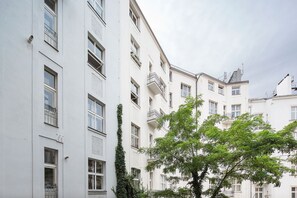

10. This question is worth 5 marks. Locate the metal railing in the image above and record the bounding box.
[44,23,58,48]
[45,185,57,198]
[44,105,57,126]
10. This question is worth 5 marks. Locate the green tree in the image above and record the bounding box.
[141,97,297,198]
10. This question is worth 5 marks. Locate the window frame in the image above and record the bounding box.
[88,158,105,191]
[44,148,58,197]
[218,85,224,95]
[88,0,104,20]
[181,83,191,97]
[131,123,140,149]
[232,86,241,95]
[129,6,139,28]
[169,92,173,108]
[209,100,218,115]
[161,174,167,190]
[208,81,214,91]
[131,80,140,105]
[131,168,141,188]
[254,187,263,198]
[44,68,58,127]
[88,35,105,76]
[44,0,58,49]
[292,186,297,198]
[88,96,105,133]
[160,58,166,73]
[231,104,241,118]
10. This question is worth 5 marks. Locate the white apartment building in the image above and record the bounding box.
[1,0,296,198]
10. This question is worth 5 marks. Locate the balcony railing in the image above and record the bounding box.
[44,105,57,126]
[147,73,164,95]
[45,185,57,198]
[147,109,161,128]
[44,23,58,49]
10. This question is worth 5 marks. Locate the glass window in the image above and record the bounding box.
[208,81,214,91]
[181,84,191,97]
[44,69,57,126]
[131,168,141,188]
[209,101,218,115]
[232,86,241,95]
[231,104,241,118]
[218,85,224,95]
[88,0,104,18]
[292,187,297,198]
[44,148,58,197]
[131,80,139,105]
[129,7,139,27]
[88,97,104,132]
[44,0,57,48]
[88,159,105,190]
[130,37,139,57]
[88,36,104,75]
[131,123,140,148]
[161,175,167,190]
[255,187,263,198]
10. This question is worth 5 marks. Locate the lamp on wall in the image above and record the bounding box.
[27,35,34,43]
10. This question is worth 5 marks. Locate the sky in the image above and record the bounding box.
[137,0,297,98]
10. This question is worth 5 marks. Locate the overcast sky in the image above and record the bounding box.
[137,0,297,98]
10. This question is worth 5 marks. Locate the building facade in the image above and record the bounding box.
[1,0,297,198]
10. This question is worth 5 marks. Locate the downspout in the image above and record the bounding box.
[195,73,202,128]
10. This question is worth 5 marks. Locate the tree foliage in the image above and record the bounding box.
[140,97,297,198]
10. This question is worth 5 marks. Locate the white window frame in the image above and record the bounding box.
[160,58,166,73]
[131,80,140,105]
[44,0,58,48]
[88,0,104,19]
[131,168,141,188]
[44,68,58,126]
[44,148,58,197]
[130,36,140,57]
[169,92,173,108]
[88,96,104,133]
[160,78,166,98]
[181,83,191,97]
[131,123,140,148]
[209,101,218,115]
[129,6,139,28]
[218,85,224,95]
[88,159,105,191]
[208,81,214,91]
[161,174,167,190]
[232,179,241,192]
[232,86,241,95]
[169,71,172,82]
[255,187,263,198]
[292,106,297,120]
[149,172,153,190]
[292,186,297,198]
[231,104,241,118]
[88,35,105,75]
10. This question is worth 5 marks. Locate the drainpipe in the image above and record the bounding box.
[195,73,202,128]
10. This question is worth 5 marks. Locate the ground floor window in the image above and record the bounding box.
[88,159,105,190]
[255,187,263,198]
[44,148,58,198]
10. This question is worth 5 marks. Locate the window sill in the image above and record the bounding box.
[87,3,106,26]
[88,64,106,80]
[130,21,141,32]
[131,101,141,109]
[88,127,107,137]
[131,146,140,151]
[88,190,107,195]
[44,40,59,52]
[44,122,59,128]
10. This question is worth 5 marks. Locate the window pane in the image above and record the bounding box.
[88,38,94,52]
[88,98,93,111]
[88,160,95,173]
[96,161,103,173]
[96,176,103,189]
[44,70,55,88]
[96,103,103,116]
[88,175,95,190]
[44,168,55,186]
[44,10,55,31]
[44,149,56,164]
[45,0,56,12]
[96,117,103,132]
[44,89,55,109]
[95,46,102,59]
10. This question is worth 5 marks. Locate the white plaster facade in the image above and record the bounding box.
[1,0,297,198]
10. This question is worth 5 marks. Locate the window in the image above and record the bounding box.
[223,105,226,116]
[169,71,172,82]
[160,58,166,73]
[232,179,241,192]
[231,105,241,118]
[181,84,191,97]
[130,37,141,66]
[292,187,297,198]
[208,81,214,91]
[292,106,297,120]
[169,92,173,108]
[218,85,224,95]
[88,97,104,132]
[160,78,166,98]
[255,187,263,198]
[131,80,139,105]
[44,0,57,48]
[232,86,241,95]
[88,0,104,18]
[161,175,167,190]
[88,36,104,75]
[44,148,58,197]
[88,159,105,190]
[131,123,140,148]
[149,172,153,190]
[131,168,141,188]
[44,69,57,126]
[291,164,297,176]
[149,62,152,73]
[129,6,139,28]
[209,101,218,115]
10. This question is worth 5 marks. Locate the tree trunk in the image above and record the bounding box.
[192,172,202,198]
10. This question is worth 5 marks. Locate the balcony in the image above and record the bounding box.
[147,73,163,95]
[147,109,161,128]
